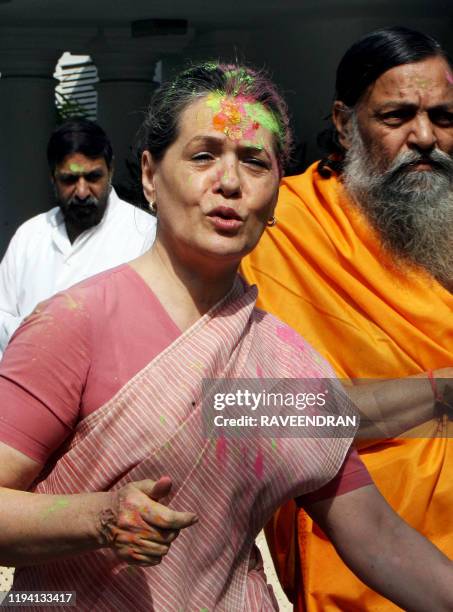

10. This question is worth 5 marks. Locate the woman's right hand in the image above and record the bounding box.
[100,476,198,566]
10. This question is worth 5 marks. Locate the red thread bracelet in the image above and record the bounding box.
[428,369,443,402]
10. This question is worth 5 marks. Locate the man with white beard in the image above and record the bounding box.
[242,26,453,611]
[339,71,453,292]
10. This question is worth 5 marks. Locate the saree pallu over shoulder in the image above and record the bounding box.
[14,278,356,611]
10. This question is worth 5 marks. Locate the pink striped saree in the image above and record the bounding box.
[14,279,356,611]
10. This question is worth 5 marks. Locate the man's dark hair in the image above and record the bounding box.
[47,119,113,175]
[318,26,451,177]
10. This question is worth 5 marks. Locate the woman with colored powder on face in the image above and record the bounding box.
[0,63,453,611]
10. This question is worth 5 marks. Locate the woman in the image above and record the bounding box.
[0,63,452,611]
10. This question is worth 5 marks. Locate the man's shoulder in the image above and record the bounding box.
[108,191,156,237]
[111,193,154,221]
[11,207,60,243]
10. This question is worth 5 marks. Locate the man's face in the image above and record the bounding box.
[354,56,453,171]
[339,56,453,289]
[53,152,111,231]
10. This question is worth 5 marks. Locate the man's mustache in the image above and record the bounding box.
[385,149,453,179]
[67,196,99,208]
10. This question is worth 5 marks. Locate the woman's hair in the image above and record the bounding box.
[138,62,292,173]
[47,119,113,175]
[318,26,450,177]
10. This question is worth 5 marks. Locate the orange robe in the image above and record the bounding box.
[241,162,453,611]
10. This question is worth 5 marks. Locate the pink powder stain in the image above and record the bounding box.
[446,71,453,85]
[242,121,260,141]
[216,436,227,466]
[256,364,265,378]
[276,324,306,351]
[211,95,261,142]
[254,447,264,479]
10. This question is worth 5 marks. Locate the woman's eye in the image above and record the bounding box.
[191,152,215,162]
[244,158,268,168]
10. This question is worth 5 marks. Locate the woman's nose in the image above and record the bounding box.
[216,165,241,197]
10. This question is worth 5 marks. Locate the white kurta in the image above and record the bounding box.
[0,188,156,356]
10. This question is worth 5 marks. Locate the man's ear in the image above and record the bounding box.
[141,150,157,203]
[332,101,354,150]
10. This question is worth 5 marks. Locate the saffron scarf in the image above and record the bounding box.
[241,163,453,611]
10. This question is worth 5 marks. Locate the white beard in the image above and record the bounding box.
[342,117,453,289]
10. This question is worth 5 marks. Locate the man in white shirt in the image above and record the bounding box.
[0,119,157,357]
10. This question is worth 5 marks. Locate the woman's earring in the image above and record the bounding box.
[267,216,277,227]
[149,200,157,214]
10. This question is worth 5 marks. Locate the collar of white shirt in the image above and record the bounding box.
[50,187,119,257]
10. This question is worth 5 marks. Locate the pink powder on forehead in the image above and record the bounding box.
[208,94,261,142]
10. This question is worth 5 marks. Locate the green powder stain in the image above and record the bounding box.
[205,91,223,114]
[200,608,209,612]
[201,62,219,72]
[159,415,166,424]
[241,139,265,150]
[225,68,254,86]
[271,438,277,451]
[243,101,281,137]
[68,163,85,173]
[42,498,69,518]
[205,92,282,139]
